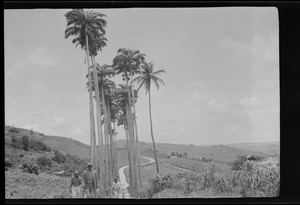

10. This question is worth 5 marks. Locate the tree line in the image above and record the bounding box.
[64,9,166,197]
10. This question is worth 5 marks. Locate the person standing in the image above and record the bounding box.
[70,170,82,198]
[82,162,98,198]
[111,178,121,198]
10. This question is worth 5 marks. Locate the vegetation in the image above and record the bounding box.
[63,8,167,197]
[29,139,52,152]
[164,157,231,173]
[37,156,53,167]
[144,158,279,198]
[132,61,166,174]
[8,126,19,133]
[231,154,263,171]
[22,136,29,151]
[52,149,67,164]
[5,170,71,199]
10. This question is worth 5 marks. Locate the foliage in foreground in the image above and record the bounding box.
[144,159,280,198]
[5,170,71,199]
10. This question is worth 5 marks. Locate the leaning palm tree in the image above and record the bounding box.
[64,9,107,168]
[132,61,166,174]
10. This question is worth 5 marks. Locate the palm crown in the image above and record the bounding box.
[112,48,145,79]
[132,61,166,94]
[64,9,107,55]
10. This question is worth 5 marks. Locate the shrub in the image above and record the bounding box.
[231,155,247,170]
[11,136,22,149]
[21,136,29,151]
[37,156,52,167]
[8,127,19,133]
[29,139,51,152]
[52,150,66,164]
[5,158,13,169]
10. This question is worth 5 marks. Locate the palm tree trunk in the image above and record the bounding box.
[101,83,111,190]
[107,100,115,179]
[124,113,133,193]
[130,71,142,191]
[148,89,159,174]
[91,55,105,197]
[114,123,118,177]
[125,74,138,196]
[85,33,96,167]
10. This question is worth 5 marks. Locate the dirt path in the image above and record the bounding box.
[118,156,155,199]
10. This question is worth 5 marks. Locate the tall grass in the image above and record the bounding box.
[144,160,279,198]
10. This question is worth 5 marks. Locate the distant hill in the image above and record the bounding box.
[5,125,90,159]
[5,125,277,163]
[114,139,269,163]
[226,141,280,155]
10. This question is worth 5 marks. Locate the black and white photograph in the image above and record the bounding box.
[5,6,280,200]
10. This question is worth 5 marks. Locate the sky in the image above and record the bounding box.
[4,7,279,146]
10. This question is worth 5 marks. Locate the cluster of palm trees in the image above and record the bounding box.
[64,9,165,198]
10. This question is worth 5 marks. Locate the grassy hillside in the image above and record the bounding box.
[5,125,90,159]
[5,125,277,165]
[5,170,71,199]
[227,141,280,155]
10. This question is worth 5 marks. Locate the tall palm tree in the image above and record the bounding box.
[89,63,115,195]
[132,61,166,174]
[64,9,107,168]
[112,84,138,194]
[112,48,145,195]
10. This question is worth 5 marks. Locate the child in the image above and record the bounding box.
[112,178,121,198]
[119,184,127,198]
[70,170,82,198]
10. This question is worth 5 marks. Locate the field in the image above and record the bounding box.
[145,158,280,198]
[124,161,181,190]
[163,157,231,173]
[5,170,72,199]
[5,126,280,199]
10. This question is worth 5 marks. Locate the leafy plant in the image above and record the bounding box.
[52,150,67,164]
[29,139,52,152]
[37,156,52,167]
[8,127,19,133]
[21,136,29,151]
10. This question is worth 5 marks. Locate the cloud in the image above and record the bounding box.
[28,47,58,67]
[23,123,41,131]
[30,80,46,91]
[239,97,259,107]
[68,126,86,138]
[14,47,58,69]
[217,38,248,53]
[52,114,64,125]
[207,99,228,112]
[251,35,278,62]
[216,34,278,63]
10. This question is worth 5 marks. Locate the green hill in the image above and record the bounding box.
[5,125,277,164]
[5,125,90,159]
[226,141,280,155]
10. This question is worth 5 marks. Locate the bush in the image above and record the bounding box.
[8,127,19,133]
[29,139,51,152]
[145,159,280,198]
[37,156,52,167]
[21,136,29,151]
[52,150,66,164]
[5,158,13,169]
[21,162,39,175]
[11,136,22,149]
[231,155,247,170]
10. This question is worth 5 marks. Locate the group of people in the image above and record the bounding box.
[69,162,127,198]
